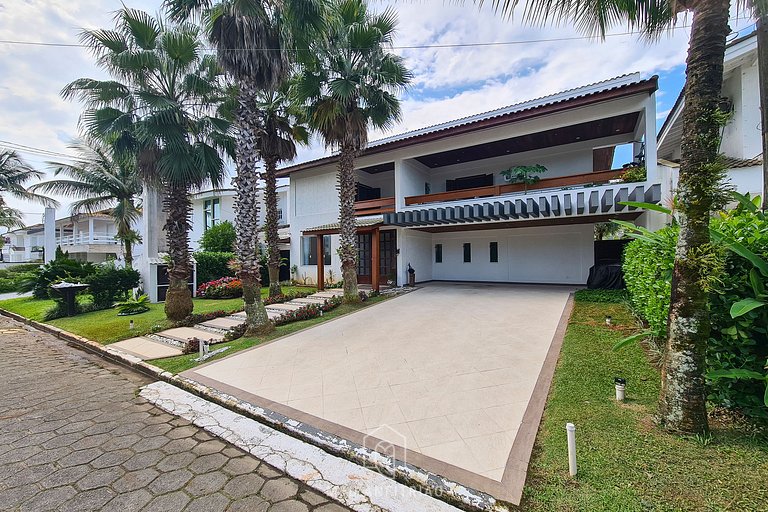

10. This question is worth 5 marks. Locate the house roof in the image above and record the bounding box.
[303,217,383,234]
[278,73,658,177]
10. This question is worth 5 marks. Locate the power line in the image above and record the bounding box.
[0,140,76,160]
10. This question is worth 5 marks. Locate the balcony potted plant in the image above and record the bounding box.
[501,164,548,192]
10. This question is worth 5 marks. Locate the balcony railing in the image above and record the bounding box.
[404,168,626,206]
[354,196,395,216]
[56,234,119,246]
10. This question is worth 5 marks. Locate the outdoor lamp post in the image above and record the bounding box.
[614,377,626,401]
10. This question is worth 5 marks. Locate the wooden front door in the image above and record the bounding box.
[379,230,397,285]
[356,233,372,284]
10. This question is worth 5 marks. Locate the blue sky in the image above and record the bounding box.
[0,0,756,225]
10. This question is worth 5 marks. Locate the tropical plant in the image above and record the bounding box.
[193,250,235,285]
[294,0,412,303]
[63,8,233,321]
[255,88,308,298]
[500,164,547,191]
[31,139,142,267]
[620,165,647,183]
[0,149,57,228]
[492,0,751,434]
[17,249,95,299]
[116,293,151,315]
[166,0,326,334]
[85,262,140,310]
[199,220,236,252]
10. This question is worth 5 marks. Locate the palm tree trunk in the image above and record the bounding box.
[123,238,133,269]
[163,182,194,321]
[658,0,730,434]
[338,143,360,303]
[234,79,273,335]
[263,154,282,298]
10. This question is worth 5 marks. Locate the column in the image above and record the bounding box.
[43,207,56,263]
[316,235,325,291]
[88,217,95,244]
[372,228,380,292]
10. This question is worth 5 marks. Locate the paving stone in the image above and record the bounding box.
[90,448,133,469]
[148,468,193,494]
[59,448,103,467]
[261,478,300,502]
[223,456,260,476]
[167,425,198,439]
[75,466,125,490]
[40,465,91,489]
[19,485,78,511]
[0,483,38,508]
[300,489,329,506]
[60,487,116,511]
[192,439,226,455]
[111,468,159,493]
[121,449,164,471]
[315,504,352,512]
[257,463,283,479]
[270,500,310,512]
[224,473,267,499]
[186,471,228,496]
[100,489,153,511]
[227,495,270,512]
[162,437,198,454]
[142,491,190,512]
[185,492,231,512]
[189,452,228,474]
[156,451,197,472]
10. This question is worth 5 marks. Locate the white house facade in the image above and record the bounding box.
[279,73,666,290]
[658,31,764,198]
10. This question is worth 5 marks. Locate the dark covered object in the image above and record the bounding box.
[587,263,624,289]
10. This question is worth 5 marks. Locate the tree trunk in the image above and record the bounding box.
[263,154,282,298]
[124,238,133,269]
[163,182,193,321]
[233,79,273,335]
[337,144,360,303]
[658,0,730,434]
[758,15,768,210]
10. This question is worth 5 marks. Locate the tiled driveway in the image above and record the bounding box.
[185,282,573,503]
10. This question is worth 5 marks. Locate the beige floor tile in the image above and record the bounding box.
[389,380,431,401]
[287,382,322,401]
[486,404,526,431]
[407,416,461,448]
[420,440,484,473]
[398,397,449,422]
[361,402,406,430]
[287,397,323,417]
[480,468,506,482]
[323,390,361,414]
[366,422,419,452]
[325,407,365,431]
[252,386,290,403]
[463,432,515,473]
[357,386,397,408]
[447,410,504,439]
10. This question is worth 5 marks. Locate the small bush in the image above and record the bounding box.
[574,289,628,303]
[196,276,242,299]
[18,251,95,299]
[116,294,150,316]
[199,221,236,252]
[194,251,235,285]
[86,263,140,310]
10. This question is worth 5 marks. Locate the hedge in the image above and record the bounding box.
[194,251,235,286]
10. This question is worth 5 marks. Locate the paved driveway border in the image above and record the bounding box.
[0,291,575,511]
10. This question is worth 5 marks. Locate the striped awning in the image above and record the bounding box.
[303,216,383,234]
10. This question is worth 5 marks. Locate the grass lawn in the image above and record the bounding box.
[522,294,768,511]
[0,286,315,345]
[151,294,389,374]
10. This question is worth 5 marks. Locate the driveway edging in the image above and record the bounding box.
[0,307,508,512]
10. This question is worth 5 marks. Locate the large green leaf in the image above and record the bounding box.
[618,201,672,215]
[612,331,651,351]
[730,298,766,318]
[711,228,768,277]
[706,368,766,381]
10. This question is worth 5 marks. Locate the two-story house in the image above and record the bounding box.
[279,73,665,290]
[658,30,764,198]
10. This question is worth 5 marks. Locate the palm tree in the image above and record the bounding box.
[294,0,412,303]
[0,150,57,228]
[256,88,308,297]
[166,0,327,334]
[492,0,756,433]
[64,8,233,321]
[30,139,142,268]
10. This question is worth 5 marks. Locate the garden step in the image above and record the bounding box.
[156,326,225,343]
[110,337,184,360]
[290,297,327,305]
[199,317,244,330]
[265,303,304,312]
[228,311,285,321]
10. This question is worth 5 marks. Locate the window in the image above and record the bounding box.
[203,198,221,230]
[463,243,471,263]
[435,244,442,263]
[301,235,331,265]
[490,242,498,263]
[277,208,283,223]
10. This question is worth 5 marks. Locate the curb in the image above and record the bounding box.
[0,307,509,512]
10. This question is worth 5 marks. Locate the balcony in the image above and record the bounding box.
[404,169,626,206]
[354,197,395,216]
[56,234,119,246]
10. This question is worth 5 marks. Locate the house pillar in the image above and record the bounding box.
[316,234,325,291]
[372,227,380,292]
[88,218,95,244]
[43,207,56,263]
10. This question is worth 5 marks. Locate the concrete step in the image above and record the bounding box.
[199,316,244,330]
[155,326,225,343]
[110,337,184,360]
[266,303,304,312]
[290,297,327,305]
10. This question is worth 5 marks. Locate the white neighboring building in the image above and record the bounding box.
[658,31,764,197]
[1,210,130,264]
[278,73,665,290]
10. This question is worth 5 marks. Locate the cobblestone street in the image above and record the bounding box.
[0,316,350,512]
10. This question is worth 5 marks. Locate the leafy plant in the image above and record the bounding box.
[86,262,140,310]
[199,221,236,253]
[17,250,95,299]
[116,294,150,316]
[500,164,547,191]
[194,251,235,286]
[196,276,243,299]
[620,165,647,183]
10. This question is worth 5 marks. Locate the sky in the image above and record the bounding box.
[0,0,758,228]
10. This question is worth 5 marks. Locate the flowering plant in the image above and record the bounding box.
[196,276,243,299]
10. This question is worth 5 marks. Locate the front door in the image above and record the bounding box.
[379,230,397,285]
[356,233,372,284]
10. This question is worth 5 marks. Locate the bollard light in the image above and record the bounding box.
[614,377,626,401]
[129,320,134,330]
[566,423,577,476]
[605,315,612,326]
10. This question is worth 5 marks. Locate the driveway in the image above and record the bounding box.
[185,282,574,504]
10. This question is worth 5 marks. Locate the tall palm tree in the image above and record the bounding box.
[30,139,142,268]
[0,150,57,228]
[256,88,308,297]
[64,8,233,321]
[166,0,327,334]
[492,0,753,433]
[294,0,412,303]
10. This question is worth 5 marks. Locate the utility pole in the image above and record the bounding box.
[758,16,768,209]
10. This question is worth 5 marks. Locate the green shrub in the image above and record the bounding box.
[574,289,628,303]
[0,264,40,293]
[85,263,140,310]
[116,294,150,315]
[622,209,768,419]
[194,251,235,285]
[199,221,236,252]
[17,250,95,299]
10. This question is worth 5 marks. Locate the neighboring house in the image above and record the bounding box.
[278,73,665,290]
[1,210,127,264]
[658,31,763,198]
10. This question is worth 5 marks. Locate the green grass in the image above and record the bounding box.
[522,299,768,511]
[0,286,315,345]
[151,294,389,374]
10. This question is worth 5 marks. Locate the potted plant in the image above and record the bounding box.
[500,164,548,192]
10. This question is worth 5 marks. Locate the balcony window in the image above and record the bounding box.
[490,242,499,263]
[435,244,442,263]
[301,235,331,265]
[203,198,221,230]
[463,243,471,263]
